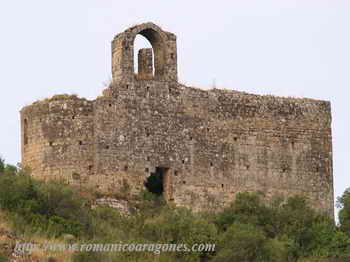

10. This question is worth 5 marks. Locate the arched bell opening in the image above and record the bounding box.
[132,28,166,80]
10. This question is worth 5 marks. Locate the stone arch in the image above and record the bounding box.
[112,22,178,82]
[132,28,166,78]
[134,35,153,76]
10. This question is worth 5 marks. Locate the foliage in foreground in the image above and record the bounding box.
[0,158,349,261]
[338,188,350,236]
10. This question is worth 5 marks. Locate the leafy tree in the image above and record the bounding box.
[4,164,17,175]
[214,223,264,262]
[0,157,349,262]
[338,188,350,236]
[0,171,92,237]
[0,157,4,173]
[142,207,217,261]
[215,192,274,233]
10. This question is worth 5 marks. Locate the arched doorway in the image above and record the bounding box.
[144,167,173,201]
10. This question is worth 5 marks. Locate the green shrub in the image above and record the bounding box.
[0,157,4,173]
[0,171,92,237]
[1,156,350,262]
[213,223,268,262]
[338,188,350,236]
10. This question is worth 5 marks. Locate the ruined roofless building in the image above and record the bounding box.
[20,22,334,216]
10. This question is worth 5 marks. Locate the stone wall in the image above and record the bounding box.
[99,82,333,216]
[20,22,334,217]
[21,95,94,186]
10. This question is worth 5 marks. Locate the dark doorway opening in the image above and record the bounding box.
[144,167,169,196]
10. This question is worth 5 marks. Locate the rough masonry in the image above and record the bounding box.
[20,22,334,216]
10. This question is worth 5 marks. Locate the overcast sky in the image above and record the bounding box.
[0,1,349,210]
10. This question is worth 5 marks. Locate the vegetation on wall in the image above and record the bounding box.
[0,157,349,262]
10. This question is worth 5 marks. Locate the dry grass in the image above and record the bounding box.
[0,211,11,232]
[0,211,75,261]
[23,234,75,262]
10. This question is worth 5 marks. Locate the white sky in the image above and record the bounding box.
[0,1,349,211]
